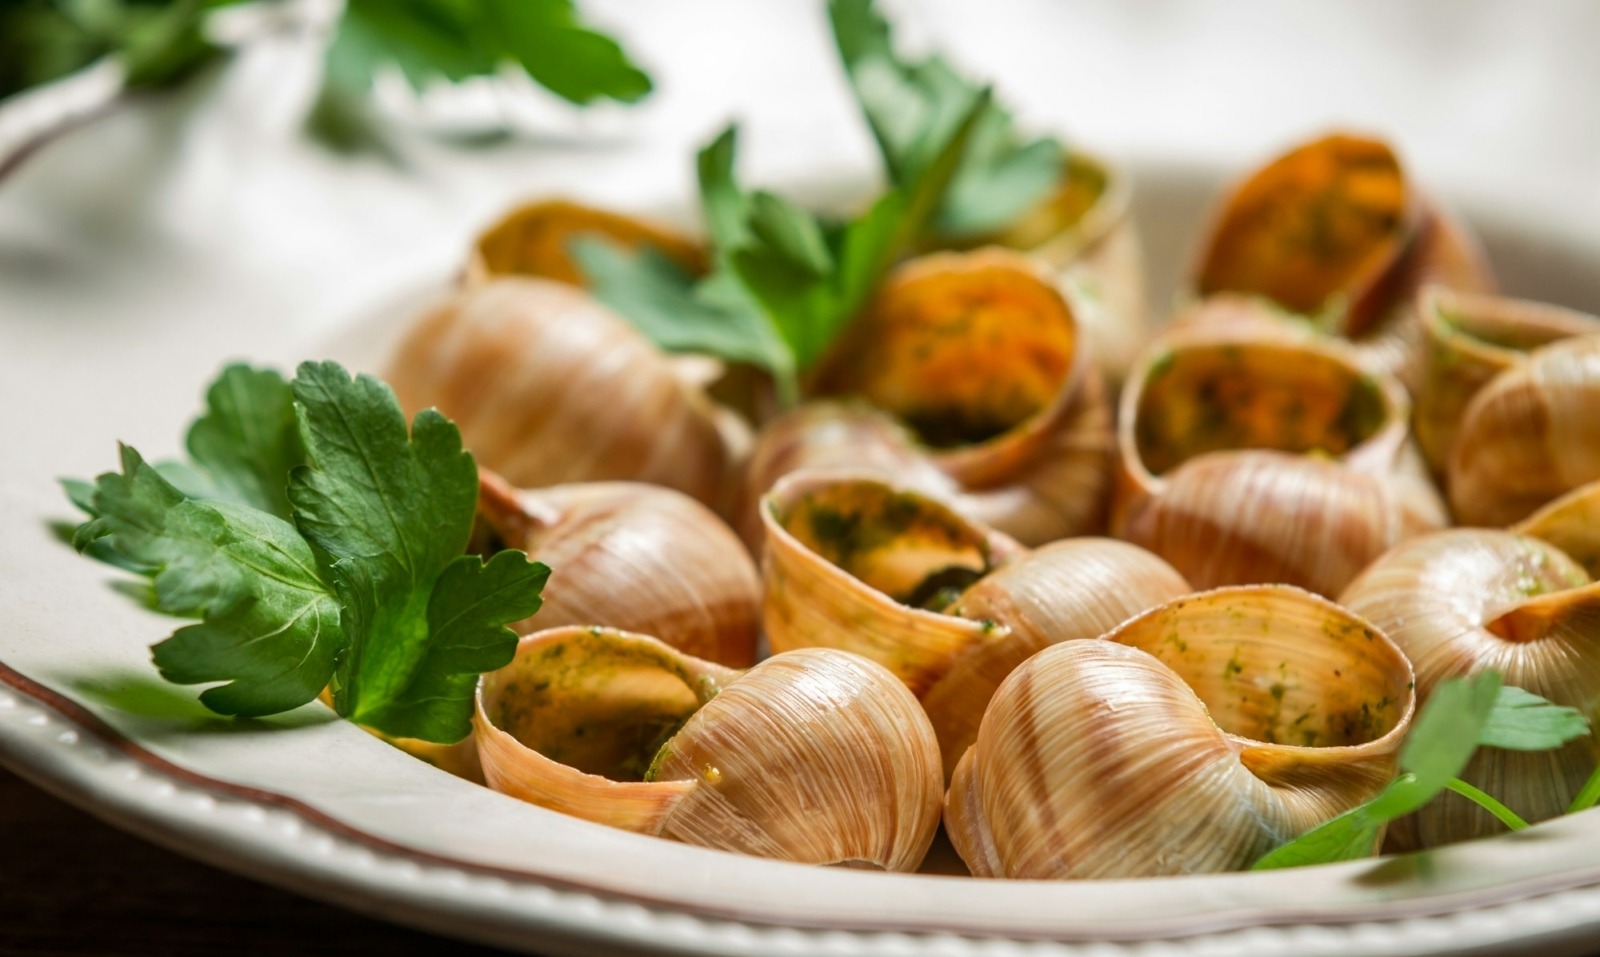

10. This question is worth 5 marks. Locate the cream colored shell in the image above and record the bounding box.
[945,585,1415,879]
[761,472,1192,775]
[475,627,942,870]
[1113,321,1445,597]
[388,278,740,510]
[1449,335,1600,527]
[1413,287,1600,477]
[476,472,759,666]
[1340,529,1600,850]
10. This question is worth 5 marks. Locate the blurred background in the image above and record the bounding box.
[3,0,1598,345]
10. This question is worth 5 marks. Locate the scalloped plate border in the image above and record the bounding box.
[8,660,1600,957]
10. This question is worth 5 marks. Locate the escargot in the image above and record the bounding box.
[1341,529,1600,849]
[945,585,1415,878]
[475,471,759,667]
[974,148,1151,385]
[742,248,1114,548]
[1113,319,1445,597]
[474,626,943,870]
[1413,287,1600,477]
[761,472,1190,774]
[466,198,707,287]
[387,278,743,511]
[1448,335,1600,527]
[1191,132,1494,385]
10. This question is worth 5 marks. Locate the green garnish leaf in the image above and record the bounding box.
[1253,673,1591,870]
[580,2,1027,400]
[828,0,1064,240]
[578,105,984,407]
[289,361,544,742]
[1479,685,1591,751]
[325,0,651,106]
[0,0,234,101]
[1396,669,1504,787]
[567,237,793,381]
[65,361,548,742]
[78,445,344,717]
[182,363,304,519]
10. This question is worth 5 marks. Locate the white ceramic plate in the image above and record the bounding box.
[7,148,1600,957]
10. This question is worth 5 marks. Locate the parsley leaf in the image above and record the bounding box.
[575,104,984,408]
[76,445,344,717]
[67,361,548,742]
[572,3,1015,401]
[68,363,303,572]
[567,237,792,380]
[1479,685,1592,750]
[326,0,651,106]
[181,363,305,519]
[1253,673,1590,870]
[289,361,546,741]
[0,0,234,100]
[828,0,1064,241]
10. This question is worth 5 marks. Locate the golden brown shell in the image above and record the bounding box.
[475,472,760,666]
[743,248,1113,547]
[1341,529,1600,849]
[1449,335,1600,527]
[467,198,707,287]
[945,585,1415,878]
[387,278,740,509]
[1113,321,1445,596]
[1191,132,1493,385]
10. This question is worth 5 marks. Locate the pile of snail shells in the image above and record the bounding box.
[379,131,1600,878]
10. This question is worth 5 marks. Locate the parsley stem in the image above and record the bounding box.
[774,371,800,411]
[1567,763,1600,814]
[1444,778,1528,831]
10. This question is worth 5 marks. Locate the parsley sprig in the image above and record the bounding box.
[574,93,988,407]
[324,0,651,106]
[68,361,548,743]
[829,0,1065,241]
[1253,672,1591,869]
[2,0,652,166]
[574,102,988,406]
[574,0,1059,406]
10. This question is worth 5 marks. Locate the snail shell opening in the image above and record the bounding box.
[466,198,708,287]
[761,472,1022,697]
[1114,326,1444,596]
[810,248,1089,454]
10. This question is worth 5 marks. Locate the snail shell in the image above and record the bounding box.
[1515,480,1600,579]
[761,472,1189,774]
[1191,132,1493,385]
[474,627,942,870]
[467,198,707,287]
[945,585,1415,879]
[1113,320,1446,597]
[1448,335,1600,527]
[761,472,1025,697]
[920,537,1191,777]
[743,248,1114,547]
[387,278,741,510]
[1340,529,1600,849]
[1414,287,1600,477]
[982,149,1150,385]
[476,471,759,666]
